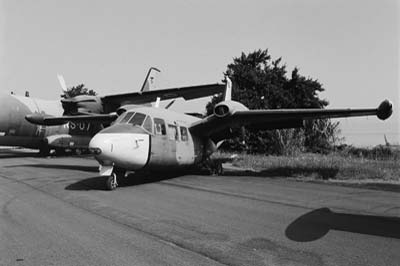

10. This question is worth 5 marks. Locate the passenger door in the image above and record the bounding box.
[175,126,195,165]
[149,118,177,167]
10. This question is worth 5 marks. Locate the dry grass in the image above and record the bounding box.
[217,151,400,181]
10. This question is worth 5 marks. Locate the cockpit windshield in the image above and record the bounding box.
[116,111,153,133]
[128,112,146,126]
[119,112,135,123]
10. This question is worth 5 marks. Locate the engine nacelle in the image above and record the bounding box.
[116,104,144,116]
[214,100,249,117]
[61,95,103,115]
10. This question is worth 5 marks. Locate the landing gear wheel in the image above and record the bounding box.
[39,146,51,156]
[114,167,126,186]
[209,161,223,176]
[55,148,66,156]
[106,173,118,190]
[215,162,223,176]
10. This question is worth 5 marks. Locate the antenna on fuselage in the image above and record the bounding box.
[223,77,232,101]
[154,97,161,108]
[165,99,176,109]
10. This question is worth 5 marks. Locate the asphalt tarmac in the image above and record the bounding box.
[1,149,400,266]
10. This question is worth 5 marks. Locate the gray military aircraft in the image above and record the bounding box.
[0,91,96,154]
[29,78,393,190]
[2,68,225,154]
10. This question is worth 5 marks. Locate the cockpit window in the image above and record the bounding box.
[154,118,166,135]
[119,112,135,123]
[142,116,153,133]
[128,112,146,126]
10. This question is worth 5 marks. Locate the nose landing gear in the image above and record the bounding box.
[105,167,126,190]
[106,173,118,190]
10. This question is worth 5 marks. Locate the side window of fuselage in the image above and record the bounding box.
[120,112,135,123]
[167,124,179,141]
[154,118,166,135]
[180,126,189,142]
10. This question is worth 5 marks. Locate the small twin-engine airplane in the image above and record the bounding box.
[28,78,393,190]
[2,68,225,154]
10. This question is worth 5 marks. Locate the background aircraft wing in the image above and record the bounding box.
[26,113,118,126]
[189,100,393,141]
[101,83,225,113]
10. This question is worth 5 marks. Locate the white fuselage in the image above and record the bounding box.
[89,106,207,172]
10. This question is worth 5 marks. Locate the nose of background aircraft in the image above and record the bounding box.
[89,125,150,170]
[0,93,11,132]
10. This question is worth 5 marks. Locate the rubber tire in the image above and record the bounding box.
[210,162,223,176]
[216,162,223,175]
[55,148,66,156]
[39,146,51,156]
[106,174,118,190]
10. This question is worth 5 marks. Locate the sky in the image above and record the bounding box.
[1,0,398,146]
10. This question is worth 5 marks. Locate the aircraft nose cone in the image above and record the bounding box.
[89,129,150,171]
[89,133,111,158]
[0,93,11,132]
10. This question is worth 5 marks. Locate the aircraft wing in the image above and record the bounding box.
[189,100,393,141]
[101,83,225,112]
[25,113,118,126]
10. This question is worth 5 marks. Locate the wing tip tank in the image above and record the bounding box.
[377,99,393,120]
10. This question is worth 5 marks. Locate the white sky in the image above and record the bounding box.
[1,0,399,146]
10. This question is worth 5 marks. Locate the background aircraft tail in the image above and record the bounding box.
[140,67,161,92]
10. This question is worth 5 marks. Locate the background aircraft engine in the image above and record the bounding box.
[214,100,249,118]
[61,95,103,115]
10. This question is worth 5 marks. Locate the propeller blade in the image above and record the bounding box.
[57,74,68,95]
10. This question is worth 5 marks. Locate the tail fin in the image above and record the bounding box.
[140,67,161,92]
[223,77,232,101]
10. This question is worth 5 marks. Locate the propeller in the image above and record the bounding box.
[57,74,68,97]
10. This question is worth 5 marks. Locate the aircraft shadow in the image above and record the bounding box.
[224,166,340,180]
[285,208,400,242]
[0,150,39,159]
[6,164,99,172]
[65,171,184,191]
[336,183,400,193]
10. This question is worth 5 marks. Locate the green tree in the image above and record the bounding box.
[207,49,340,154]
[61,84,97,98]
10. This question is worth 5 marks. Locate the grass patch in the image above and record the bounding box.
[216,151,400,181]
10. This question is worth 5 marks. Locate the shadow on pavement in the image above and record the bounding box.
[6,164,99,172]
[285,208,400,242]
[224,166,339,180]
[65,171,184,191]
[0,150,39,159]
[335,182,400,193]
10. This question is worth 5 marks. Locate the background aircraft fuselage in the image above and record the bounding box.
[0,92,94,151]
